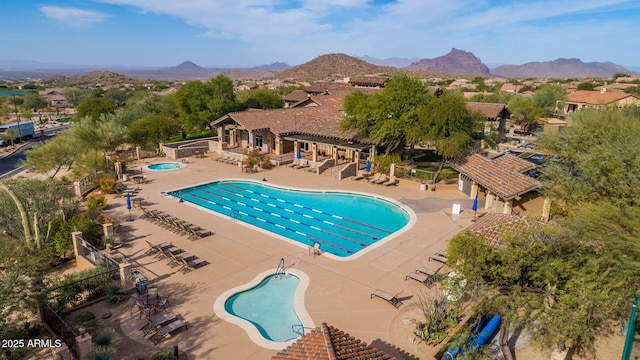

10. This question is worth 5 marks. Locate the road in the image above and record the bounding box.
[0,125,69,179]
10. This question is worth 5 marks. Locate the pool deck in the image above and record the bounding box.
[109,155,478,359]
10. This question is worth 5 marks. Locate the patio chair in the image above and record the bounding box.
[372,174,387,185]
[149,319,188,344]
[368,173,382,183]
[179,257,203,273]
[428,254,448,265]
[352,170,365,181]
[140,312,177,335]
[405,272,434,287]
[370,289,403,308]
[383,175,398,186]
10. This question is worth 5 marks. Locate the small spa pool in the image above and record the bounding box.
[147,162,183,171]
[213,268,313,349]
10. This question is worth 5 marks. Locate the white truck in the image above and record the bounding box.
[0,121,35,146]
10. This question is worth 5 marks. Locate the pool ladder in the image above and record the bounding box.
[275,257,286,278]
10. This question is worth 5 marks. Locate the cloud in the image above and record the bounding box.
[40,6,109,27]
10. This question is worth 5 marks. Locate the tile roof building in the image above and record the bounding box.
[450,153,548,220]
[466,102,511,142]
[467,213,540,247]
[272,323,396,360]
[560,90,640,114]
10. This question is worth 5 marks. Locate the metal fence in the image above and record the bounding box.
[392,164,459,184]
[41,302,79,359]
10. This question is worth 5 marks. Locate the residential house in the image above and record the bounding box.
[450,153,548,220]
[39,88,67,109]
[348,76,390,89]
[559,90,640,114]
[466,102,510,142]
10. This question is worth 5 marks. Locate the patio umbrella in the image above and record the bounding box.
[296,148,301,159]
[471,193,478,221]
[126,192,132,221]
[365,159,371,172]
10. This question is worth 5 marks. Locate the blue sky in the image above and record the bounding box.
[1,0,639,68]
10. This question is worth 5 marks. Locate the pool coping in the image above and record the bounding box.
[163,178,417,261]
[212,268,315,350]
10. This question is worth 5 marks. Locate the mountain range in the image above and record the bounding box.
[0,50,634,81]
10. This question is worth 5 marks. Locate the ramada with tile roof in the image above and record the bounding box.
[560,90,640,114]
[467,213,541,247]
[466,102,511,142]
[450,153,549,220]
[272,322,396,360]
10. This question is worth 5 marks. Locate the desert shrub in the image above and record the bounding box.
[94,331,114,349]
[87,194,107,211]
[151,350,177,360]
[99,178,117,194]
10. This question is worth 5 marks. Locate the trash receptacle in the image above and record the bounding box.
[135,278,148,294]
[420,182,427,191]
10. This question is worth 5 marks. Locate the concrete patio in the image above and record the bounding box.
[105,154,477,359]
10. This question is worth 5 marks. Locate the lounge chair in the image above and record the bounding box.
[368,173,382,183]
[141,312,177,335]
[383,175,398,186]
[287,160,300,168]
[405,272,434,287]
[370,289,403,308]
[428,254,448,264]
[179,257,203,272]
[149,319,188,344]
[352,170,365,181]
[295,160,309,169]
[372,174,387,185]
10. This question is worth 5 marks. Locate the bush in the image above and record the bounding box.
[151,350,178,360]
[99,178,117,194]
[87,194,107,211]
[94,332,114,349]
[261,156,273,169]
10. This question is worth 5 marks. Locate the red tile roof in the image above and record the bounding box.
[283,89,311,103]
[272,323,396,360]
[566,90,638,105]
[348,76,390,87]
[450,154,538,200]
[467,213,540,247]
[466,102,510,120]
[214,91,360,139]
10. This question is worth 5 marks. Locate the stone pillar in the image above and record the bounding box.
[503,199,513,214]
[72,231,83,259]
[102,223,114,238]
[470,182,479,199]
[390,162,396,177]
[275,136,283,155]
[73,181,82,198]
[75,333,93,360]
[119,262,133,288]
[114,162,122,180]
[135,146,141,160]
[541,198,551,223]
[51,342,70,360]
[312,143,318,163]
[485,192,495,210]
[293,141,299,158]
[332,146,338,166]
[354,151,360,164]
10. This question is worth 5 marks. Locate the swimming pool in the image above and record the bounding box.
[213,268,313,349]
[147,162,183,171]
[167,180,413,258]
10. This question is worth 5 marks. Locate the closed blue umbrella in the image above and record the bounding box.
[296,148,301,159]
[365,159,371,172]
[126,192,132,221]
[472,193,478,221]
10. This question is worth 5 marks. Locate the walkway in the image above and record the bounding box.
[105,153,477,359]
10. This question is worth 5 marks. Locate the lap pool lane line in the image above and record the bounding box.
[209,183,387,246]
[178,189,357,255]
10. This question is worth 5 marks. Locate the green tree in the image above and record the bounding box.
[340,74,432,154]
[507,96,544,131]
[75,94,116,121]
[532,84,566,115]
[237,88,284,109]
[576,82,597,91]
[128,113,182,149]
[22,135,79,177]
[411,91,484,183]
[62,87,88,107]
[536,107,640,208]
[22,93,48,116]
[175,75,239,132]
